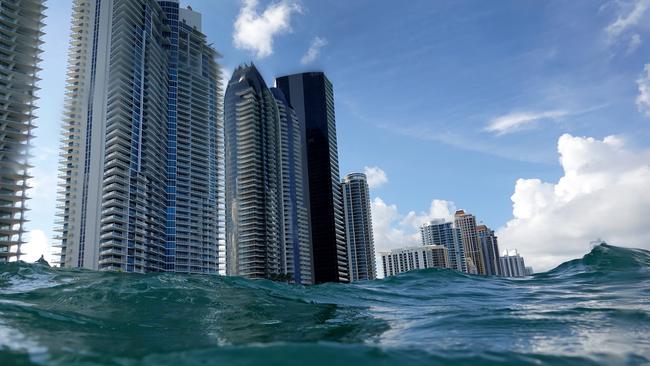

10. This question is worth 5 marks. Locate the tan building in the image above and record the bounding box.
[454,210,486,275]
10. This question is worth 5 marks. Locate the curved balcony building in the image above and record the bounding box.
[224,64,284,279]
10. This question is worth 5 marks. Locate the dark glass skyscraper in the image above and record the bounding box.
[224,64,284,279]
[276,72,348,283]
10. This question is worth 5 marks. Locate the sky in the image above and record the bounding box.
[23,0,650,274]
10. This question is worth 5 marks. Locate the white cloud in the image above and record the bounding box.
[498,134,650,272]
[372,198,456,277]
[605,0,650,40]
[637,63,650,116]
[300,36,328,65]
[233,0,302,58]
[485,110,569,135]
[627,33,642,53]
[363,166,388,188]
[604,0,649,53]
[21,230,52,263]
[372,198,456,251]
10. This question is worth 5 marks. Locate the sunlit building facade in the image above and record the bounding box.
[380,245,449,277]
[54,0,223,273]
[420,219,467,273]
[454,210,485,275]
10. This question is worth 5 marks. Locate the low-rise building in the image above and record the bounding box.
[380,245,449,277]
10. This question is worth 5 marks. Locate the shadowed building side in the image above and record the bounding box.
[271,87,313,284]
[224,64,284,279]
[342,173,376,281]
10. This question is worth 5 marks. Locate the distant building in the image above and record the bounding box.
[477,225,502,276]
[525,266,534,276]
[341,173,376,281]
[420,219,467,273]
[454,210,486,275]
[276,72,348,283]
[0,0,45,262]
[380,245,449,277]
[500,251,528,277]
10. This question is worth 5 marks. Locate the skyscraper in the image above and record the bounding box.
[420,219,467,273]
[477,225,502,276]
[54,0,223,273]
[271,87,312,284]
[500,250,528,277]
[0,0,45,262]
[224,64,284,280]
[454,210,485,275]
[341,173,376,281]
[276,72,348,283]
[380,245,449,277]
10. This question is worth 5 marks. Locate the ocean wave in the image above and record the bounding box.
[0,244,648,365]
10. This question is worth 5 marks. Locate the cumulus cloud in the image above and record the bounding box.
[486,110,569,135]
[637,63,650,116]
[372,198,456,277]
[372,198,456,252]
[233,0,302,58]
[363,166,388,188]
[300,36,328,65]
[498,134,650,272]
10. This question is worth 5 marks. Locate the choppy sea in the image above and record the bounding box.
[0,244,649,365]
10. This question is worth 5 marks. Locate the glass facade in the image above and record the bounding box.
[271,88,313,284]
[420,220,467,273]
[55,0,223,273]
[276,73,349,283]
[224,64,284,279]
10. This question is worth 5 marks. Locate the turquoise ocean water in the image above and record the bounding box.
[0,244,649,365]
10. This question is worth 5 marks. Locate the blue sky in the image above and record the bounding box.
[26,0,650,271]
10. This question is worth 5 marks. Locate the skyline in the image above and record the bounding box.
[23,0,650,273]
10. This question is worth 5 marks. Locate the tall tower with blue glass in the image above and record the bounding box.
[55,0,224,273]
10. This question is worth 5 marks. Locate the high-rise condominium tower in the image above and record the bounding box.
[454,210,485,275]
[276,72,349,283]
[0,0,45,262]
[420,219,467,273]
[224,65,284,280]
[500,250,528,278]
[271,87,312,284]
[54,0,223,273]
[477,225,502,276]
[341,173,376,281]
